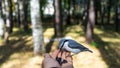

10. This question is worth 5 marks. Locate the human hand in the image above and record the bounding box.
[42,51,60,68]
[56,50,74,68]
[42,50,74,68]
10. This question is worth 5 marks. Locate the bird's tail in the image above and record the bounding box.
[85,49,93,53]
[88,49,93,53]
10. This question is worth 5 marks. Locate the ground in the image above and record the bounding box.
[0,25,120,68]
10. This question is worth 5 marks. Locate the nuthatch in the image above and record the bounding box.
[56,39,93,65]
[58,39,93,54]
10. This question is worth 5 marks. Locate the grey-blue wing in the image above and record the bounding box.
[68,40,87,49]
[67,39,93,53]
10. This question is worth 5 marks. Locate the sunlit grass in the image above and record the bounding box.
[0,38,4,45]
[93,26,120,46]
[13,27,19,32]
[43,28,54,39]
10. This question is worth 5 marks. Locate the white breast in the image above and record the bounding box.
[63,42,81,54]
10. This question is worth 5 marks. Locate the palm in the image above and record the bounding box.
[42,50,74,68]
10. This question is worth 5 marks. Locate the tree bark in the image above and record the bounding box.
[23,0,28,31]
[101,1,105,25]
[4,0,12,43]
[94,0,101,25]
[30,0,45,55]
[107,0,111,24]
[115,0,119,32]
[66,0,71,25]
[54,0,62,37]
[0,0,3,17]
[17,0,21,27]
[9,0,13,33]
[85,0,95,44]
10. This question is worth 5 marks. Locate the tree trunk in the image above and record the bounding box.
[0,0,3,17]
[101,1,105,25]
[9,0,13,33]
[17,0,21,27]
[94,0,100,25]
[54,0,62,37]
[19,0,25,29]
[0,18,5,39]
[23,0,28,31]
[107,0,111,24]
[85,0,95,44]
[66,0,71,25]
[115,0,119,32]
[30,0,45,55]
[0,1,5,38]
[4,0,12,43]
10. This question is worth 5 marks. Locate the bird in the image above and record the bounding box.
[58,39,93,54]
[56,39,93,64]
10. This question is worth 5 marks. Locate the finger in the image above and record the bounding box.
[66,55,73,64]
[61,51,71,63]
[44,54,51,58]
[65,51,71,58]
[56,50,63,65]
[57,50,62,58]
[51,50,59,59]
[61,51,67,60]
[43,54,51,67]
[64,51,73,63]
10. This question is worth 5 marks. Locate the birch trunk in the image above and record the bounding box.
[0,1,5,39]
[30,0,45,55]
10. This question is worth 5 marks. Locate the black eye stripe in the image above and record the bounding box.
[60,40,68,50]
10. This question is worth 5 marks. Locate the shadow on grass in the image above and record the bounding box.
[0,38,33,66]
[45,35,57,53]
[93,34,120,68]
[96,25,120,33]
[11,27,32,37]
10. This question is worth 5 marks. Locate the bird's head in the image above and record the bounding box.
[59,39,69,49]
